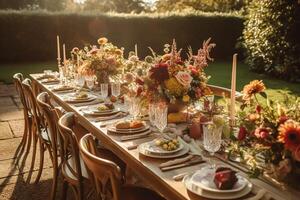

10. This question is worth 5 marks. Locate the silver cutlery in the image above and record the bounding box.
[160,157,205,172]
[120,131,152,142]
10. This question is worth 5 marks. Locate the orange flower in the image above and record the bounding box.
[97,37,108,45]
[242,80,265,101]
[278,120,300,152]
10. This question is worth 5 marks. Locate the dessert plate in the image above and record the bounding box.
[183,173,252,199]
[138,142,189,159]
[142,140,184,155]
[191,166,247,193]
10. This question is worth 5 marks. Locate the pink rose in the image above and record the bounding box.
[293,145,300,162]
[175,71,192,88]
[106,56,116,65]
[254,127,270,139]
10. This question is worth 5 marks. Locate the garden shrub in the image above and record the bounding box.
[0,10,244,63]
[242,0,300,82]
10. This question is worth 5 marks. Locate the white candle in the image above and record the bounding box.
[77,55,80,68]
[230,53,237,126]
[63,43,66,66]
[135,44,138,57]
[56,35,61,60]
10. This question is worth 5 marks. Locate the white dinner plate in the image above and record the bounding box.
[142,140,184,155]
[63,94,97,103]
[81,106,118,116]
[107,124,150,135]
[191,166,246,193]
[183,172,252,199]
[138,142,189,159]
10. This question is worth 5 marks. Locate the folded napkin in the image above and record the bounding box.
[159,154,194,168]
[73,99,102,107]
[91,112,126,122]
[120,130,152,141]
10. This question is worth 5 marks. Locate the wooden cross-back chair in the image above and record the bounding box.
[22,78,51,184]
[58,112,90,200]
[36,92,63,200]
[79,133,166,200]
[12,73,32,161]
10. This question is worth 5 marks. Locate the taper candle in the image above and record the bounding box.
[57,35,61,60]
[230,53,237,126]
[135,44,138,57]
[63,44,66,66]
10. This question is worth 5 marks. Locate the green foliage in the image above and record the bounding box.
[242,0,300,82]
[0,10,243,62]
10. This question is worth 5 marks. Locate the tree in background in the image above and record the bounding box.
[242,0,300,82]
[154,0,248,13]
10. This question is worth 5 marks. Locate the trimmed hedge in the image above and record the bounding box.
[0,10,244,62]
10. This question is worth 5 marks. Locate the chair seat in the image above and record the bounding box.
[120,185,165,200]
[62,155,89,181]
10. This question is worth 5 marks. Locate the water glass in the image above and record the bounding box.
[129,97,141,119]
[148,103,156,127]
[203,122,223,168]
[111,82,121,97]
[85,76,95,91]
[100,83,109,100]
[75,74,85,89]
[155,103,168,134]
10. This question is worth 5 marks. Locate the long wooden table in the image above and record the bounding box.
[30,74,298,200]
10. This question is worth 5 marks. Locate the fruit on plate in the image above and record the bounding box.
[110,96,117,102]
[104,103,115,110]
[213,167,238,190]
[167,112,188,123]
[76,92,88,99]
[130,120,144,129]
[115,121,131,129]
[155,139,180,151]
[97,105,110,111]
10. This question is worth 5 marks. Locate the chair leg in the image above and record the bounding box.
[61,180,68,200]
[50,149,58,200]
[15,117,28,159]
[23,119,33,163]
[26,126,38,183]
[34,138,45,184]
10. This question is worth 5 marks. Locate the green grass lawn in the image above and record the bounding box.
[0,61,299,100]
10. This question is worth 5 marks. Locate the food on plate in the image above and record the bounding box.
[130,120,144,129]
[115,121,131,129]
[167,112,188,123]
[110,96,117,102]
[213,167,238,190]
[115,120,145,129]
[104,103,115,110]
[75,92,88,99]
[155,139,180,151]
[96,103,114,111]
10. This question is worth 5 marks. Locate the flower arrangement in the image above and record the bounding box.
[227,80,300,183]
[131,39,215,105]
[72,37,125,83]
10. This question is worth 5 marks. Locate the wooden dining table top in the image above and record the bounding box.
[30,73,298,200]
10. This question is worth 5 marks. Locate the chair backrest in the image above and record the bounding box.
[79,133,122,200]
[13,73,30,116]
[208,84,243,101]
[36,92,61,156]
[22,78,45,131]
[58,112,85,184]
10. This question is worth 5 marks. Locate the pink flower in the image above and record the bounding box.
[278,115,289,124]
[254,127,270,139]
[175,71,192,88]
[106,56,116,65]
[125,73,134,83]
[238,126,248,141]
[293,145,300,162]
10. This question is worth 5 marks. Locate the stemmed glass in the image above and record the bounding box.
[128,97,141,119]
[203,122,223,169]
[100,83,108,101]
[85,75,95,91]
[75,74,85,89]
[148,103,156,127]
[111,82,121,100]
[154,102,168,134]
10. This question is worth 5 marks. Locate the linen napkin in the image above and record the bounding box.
[159,154,194,168]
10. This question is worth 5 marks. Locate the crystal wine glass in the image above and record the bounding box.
[155,103,168,134]
[75,74,85,89]
[85,75,95,91]
[100,83,108,101]
[203,122,223,169]
[111,82,121,98]
[129,97,140,119]
[148,103,156,127]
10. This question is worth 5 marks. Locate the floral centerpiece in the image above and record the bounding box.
[227,80,300,185]
[127,39,215,112]
[72,37,125,84]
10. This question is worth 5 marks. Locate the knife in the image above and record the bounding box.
[160,158,205,172]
